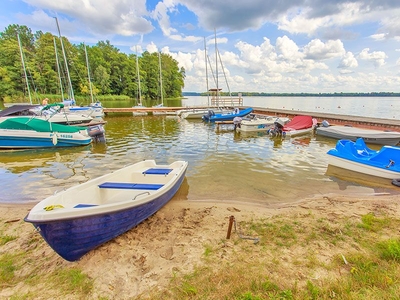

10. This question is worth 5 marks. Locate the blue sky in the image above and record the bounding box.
[1,0,400,93]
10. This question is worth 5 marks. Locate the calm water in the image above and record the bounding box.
[184,96,400,120]
[1,96,399,204]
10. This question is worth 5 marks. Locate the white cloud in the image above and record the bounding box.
[358,48,387,68]
[303,39,345,60]
[338,51,358,68]
[21,0,154,38]
[276,35,303,61]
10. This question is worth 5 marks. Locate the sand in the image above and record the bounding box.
[1,192,400,299]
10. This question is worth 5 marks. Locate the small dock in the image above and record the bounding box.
[253,108,400,132]
[215,120,234,129]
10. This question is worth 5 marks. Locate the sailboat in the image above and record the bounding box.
[132,46,147,116]
[180,37,225,119]
[202,30,252,122]
[152,52,167,115]
[54,17,104,118]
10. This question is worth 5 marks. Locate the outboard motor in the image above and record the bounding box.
[233,117,242,130]
[87,124,106,143]
[268,118,285,137]
[202,110,215,122]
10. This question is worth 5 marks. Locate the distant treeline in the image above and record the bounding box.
[183,92,400,97]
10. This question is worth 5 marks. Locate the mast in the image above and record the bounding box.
[136,46,142,104]
[204,37,210,107]
[55,17,75,101]
[84,43,94,103]
[53,37,65,102]
[214,28,219,105]
[17,34,32,104]
[158,51,164,106]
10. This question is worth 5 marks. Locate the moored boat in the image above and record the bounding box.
[269,115,317,137]
[202,107,253,122]
[0,117,93,149]
[326,138,400,179]
[237,116,290,132]
[316,124,400,146]
[24,160,188,261]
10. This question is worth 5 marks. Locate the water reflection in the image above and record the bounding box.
[1,114,399,204]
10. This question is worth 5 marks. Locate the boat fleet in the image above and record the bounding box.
[0,102,106,148]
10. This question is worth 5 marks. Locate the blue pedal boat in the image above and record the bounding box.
[24,160,188,261]
[327,138,400,179]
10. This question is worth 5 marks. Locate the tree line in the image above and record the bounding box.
[0,24,186,104]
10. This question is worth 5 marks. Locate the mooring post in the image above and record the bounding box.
[226,215,235,239]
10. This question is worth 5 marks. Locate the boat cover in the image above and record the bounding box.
[0,117,86,133]
[0,105,40,117]
[283,115,313,131]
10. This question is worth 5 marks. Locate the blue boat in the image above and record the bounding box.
[327,138,400,179]
[202,107,253,122]
[24,160,188,261]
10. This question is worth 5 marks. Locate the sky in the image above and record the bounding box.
[1,0,400,94]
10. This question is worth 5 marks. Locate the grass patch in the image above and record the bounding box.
[138,212,400,300]
[0,253,18,284]
[52,268,93,296]
[0,233,17,246]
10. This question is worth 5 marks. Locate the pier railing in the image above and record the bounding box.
[210,97,243,107]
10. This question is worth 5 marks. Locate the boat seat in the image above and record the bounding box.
[142,168,173,175]
[98,182,164,190]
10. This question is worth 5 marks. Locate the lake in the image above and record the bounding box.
[1,96,399,204]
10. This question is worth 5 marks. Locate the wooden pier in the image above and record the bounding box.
[103,105,399,132]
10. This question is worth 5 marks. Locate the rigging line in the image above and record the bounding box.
[207,55,217,88]
[54,37,64,102]
[17,33,32,104]
[217,48,232,98]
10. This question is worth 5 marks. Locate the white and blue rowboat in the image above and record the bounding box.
[0,117,92,149]
[327,138,400,179]
[24,160,188,261]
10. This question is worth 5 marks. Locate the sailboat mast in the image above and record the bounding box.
[53,37,65,102]
[158,52,164,106]
[55,17,75,101]
[214,28,219,105]
[17,34,32,105]
[84,43,94,103]
[136,46,142,104]
[204,37,210,107]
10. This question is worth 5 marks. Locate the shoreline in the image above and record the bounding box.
[1,192,400,298]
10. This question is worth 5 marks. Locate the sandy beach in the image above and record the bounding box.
[1,192,400,299]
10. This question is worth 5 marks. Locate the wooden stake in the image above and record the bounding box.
[226,215,235,239]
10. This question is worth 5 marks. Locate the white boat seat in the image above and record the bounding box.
[98,182,164,190]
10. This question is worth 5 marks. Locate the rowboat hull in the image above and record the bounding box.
[24,160,188,261]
